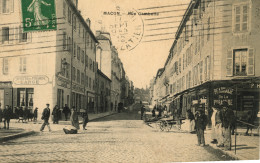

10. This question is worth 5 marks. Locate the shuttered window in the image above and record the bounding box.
[3,58,8,74]
[247,49,254,75]
[228,49,254,76]
[234,4,249,33]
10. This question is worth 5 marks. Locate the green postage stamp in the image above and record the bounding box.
[21,0,57,32]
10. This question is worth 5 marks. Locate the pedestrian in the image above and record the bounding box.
[215,105,224,147]
[40,103,51,132]
[210,104,219,144]
[152,108,156,117]
[82,111,89,130]
[140,103,145,120]
[33,107,38,122]
[14,107,19,120]
[52,105,59,124]
[63,104,70,121]
[3,105,12,129]
[0,103,3,129]
[23,107,29,122]
[245,110,256,136]
[18,107,24,123]
[194,109,208,147]
[70,106,79,130]
[158,105,162,117]
[187,109,195,133]
[220,101,235,151]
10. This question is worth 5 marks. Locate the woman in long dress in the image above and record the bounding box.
[70,107,80,130]
[27,0,51,29]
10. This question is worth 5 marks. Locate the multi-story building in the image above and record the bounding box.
[96,69,111,113]
[0,0,98,116]
[152,0,260,120]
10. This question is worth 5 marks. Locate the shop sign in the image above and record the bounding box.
[57,77,70,89]
[213,87,233,106]
[72,84,84,93]
[21,0,57,32]
[0,82,12,88]
[13,76,49,85]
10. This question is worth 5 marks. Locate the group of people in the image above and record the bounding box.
[0,103,12,129]
[40,103,89,133]
[186,101,236,150]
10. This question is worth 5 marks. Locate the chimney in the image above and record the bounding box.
[86,18,91,28]
[96,30,101,36]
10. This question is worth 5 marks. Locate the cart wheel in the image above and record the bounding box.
[155,122,161,131]
[165,122,172,132]
[159,121,166,131]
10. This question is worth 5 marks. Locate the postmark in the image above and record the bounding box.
[107,6,144,52]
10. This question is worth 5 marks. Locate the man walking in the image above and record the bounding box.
[3,105,12,129]
[63,104,70,121]
[220,101,235,150]
[40,103,51,132]
[195,109,207,146]
[82,111,89,130]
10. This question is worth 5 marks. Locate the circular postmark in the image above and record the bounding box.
[108,6,144,52]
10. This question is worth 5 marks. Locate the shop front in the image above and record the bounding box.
[0,82,12,109]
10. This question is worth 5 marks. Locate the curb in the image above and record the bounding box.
[0,131,36,143]
[206,144,240,160]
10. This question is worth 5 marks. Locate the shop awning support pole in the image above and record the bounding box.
[235,84,237,154]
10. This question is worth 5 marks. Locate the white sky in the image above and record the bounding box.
[78,0,190,88]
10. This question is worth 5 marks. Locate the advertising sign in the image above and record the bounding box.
[21,0,57,32]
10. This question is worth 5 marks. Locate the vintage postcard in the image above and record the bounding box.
[0,0,259,162]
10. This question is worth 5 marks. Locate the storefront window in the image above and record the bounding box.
[18,88,34,108]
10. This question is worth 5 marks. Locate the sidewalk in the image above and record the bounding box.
[181,119,259,160]
[0,111,118,142]
[0,128,35,143]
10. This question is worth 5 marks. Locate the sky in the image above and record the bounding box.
[78,0,190,88]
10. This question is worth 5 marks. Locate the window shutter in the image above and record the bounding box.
[14,26,19,44]
[0,0,2,14]
[10,0,14,13]
[247,48,254,75]
[234,6,241,32]
[9,26,14,44]
[226,50,233,76]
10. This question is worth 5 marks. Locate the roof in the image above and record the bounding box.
[96,35,110,40]
[97,69,112,82]
[66,0,98,43]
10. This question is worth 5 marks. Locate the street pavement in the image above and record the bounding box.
[0,112,234,163]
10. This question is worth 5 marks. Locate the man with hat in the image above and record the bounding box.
[220,101,235,150]
[194,109,208,146]
[40,103,51,132]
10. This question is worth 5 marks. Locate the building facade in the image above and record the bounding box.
[0,0,98,116]
[152,0,260,121]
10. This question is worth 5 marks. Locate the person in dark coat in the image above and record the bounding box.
[3,105,12,129]
[52,105,59,124]
[14,107,19,120]
[82,111,89,130]
[33,107,38,122]
[18,107,24,123]
[152,108,156,117]
[40,104,51,132]
[0,103,3,129]
[140,103,145,120]
[23,107,29,122]
[63,104,70,121]
[220,101,235,150]
[195,109,208,146]
[245,110,256,136]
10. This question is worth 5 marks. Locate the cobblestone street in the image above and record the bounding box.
[0,112,233,162]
